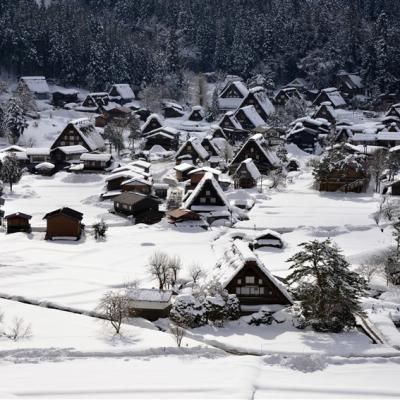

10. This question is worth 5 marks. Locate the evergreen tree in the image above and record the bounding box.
[0,154,23,191]
[287,239,367,332]
[5,98,27,144]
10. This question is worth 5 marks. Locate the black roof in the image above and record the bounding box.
[5,212,32,220]
[113,191,160,206]
[43,207,83,221]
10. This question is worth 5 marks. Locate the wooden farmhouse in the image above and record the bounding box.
[105,166,150,191]
[51,118,105,152]
[233,158,261,189]
[386,104,400,120]
[19,76,50,99]
[283,77,309,93]
[219,111,243,131]
[183,172,231,222]
[188,106,205,121]
[81,92,110,109]
[239,86,275,122]
[313,88,347,109]
[175,137,209,164]
[166,208,202,224]
[218,80,249,111]
[144,127,179,151]
[52,89,79,107]
[229,133,280,174]
[212,240,292,313]
[43,207,83,241]
[141,114,163,135]
[174,163,196,182]
[273,87,302,107]
[26,148,51,165]
[209,125,228,140]
[200,136,222,158]
[187,166,221,187]
[80,153,113,170]
[95,106,132,128]
[129,160,151,174]
[113,192,162,224]
[126,289,173,321]
[350,132,400,148]
[4,212,32,234]
[162,101,184,118]
[335,72,365,99]
[234,105,266,130]
[108,84,135,105]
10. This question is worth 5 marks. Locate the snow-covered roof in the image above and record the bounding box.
[176,136,209,160]
[35,162,55,170]
[254,229,282,241]
[318,88,346,108]
[188,166,222,176]
[80,153,112,162]
[111,164,151,178]
[144,126,179,137]
[68,118,105,151]
[235,158,261,180]
[243,88,275,116]
[0,145,26,153]
[162,101,183,111]
[236,105,266,127]
[213,240,292,303]
[141,113,163,132]
[337,72,364,90]
[219,80,249,98]
[109,84,135,100]
[126,288,172,303]
[20,76,50,94]
[130,160,151,170]
[219,112,242,130]
[352,132,400,142]
[26,147,50,156]
[54,145,88,155]
[174,162,195,172]
[183,172,230,211]
[121,176,152,186]
[105,171,139,182]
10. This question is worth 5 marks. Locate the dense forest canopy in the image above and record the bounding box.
[0,0,399,95]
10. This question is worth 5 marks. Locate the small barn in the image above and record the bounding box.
[233,158,261,189]
[252,230,283,249]
[26,148,51,165]
[166,208,202,224]
[113,192,162,224]
[313,102,337,124]
[50,145,88,167]
[212,240,292,313]
[126,288,173,321]
[219,111,243,131]
[4,212,32,234]
[144,127,179,151]
[43,207,83,241]
[141,114,163,135]
[121,177,152,195]
[52,118,105,152]
[105,170,146,191]
[188,106,205,121]
[19,76,50,99]
[200,136,222,158]
[108,84,135,105]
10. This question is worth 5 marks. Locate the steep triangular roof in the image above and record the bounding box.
[183,172,230,210]
[234,158,261,180]
[141,113,163,134]
[175,136,209,160]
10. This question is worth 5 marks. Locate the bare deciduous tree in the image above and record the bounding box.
[170,323,185,347]
[168,255,182,287]
[148,251,171,290]
[97,291,131,334]
[189,264,205,285]
[356,263,383,284]
[5,317,32,341]
[368,149,387,193]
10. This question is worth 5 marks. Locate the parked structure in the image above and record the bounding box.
[4,212,32,234]
[43,207,84,240]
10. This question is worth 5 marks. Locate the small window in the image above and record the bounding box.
[210,197,216,204]
[206,190,211,196]
[258,278,263,285]
[245,276,255,284]
[237,278,242,285]
[259,287,265,295]
[250,147,254,152]
[200,197,206,204]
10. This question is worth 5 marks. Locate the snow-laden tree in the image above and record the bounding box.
[169,294,207,328]
[5,98,27,144]
[286,239,367,332]
[0,154,22,191]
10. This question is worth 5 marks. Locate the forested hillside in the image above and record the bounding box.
[0,0,399,95]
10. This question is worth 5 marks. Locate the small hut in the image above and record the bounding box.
[5,212,32,234]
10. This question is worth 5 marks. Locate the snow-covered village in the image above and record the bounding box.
[0,1,400,398]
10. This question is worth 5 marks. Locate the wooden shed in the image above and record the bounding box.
[5,212,32,234]
[43,207,84,240]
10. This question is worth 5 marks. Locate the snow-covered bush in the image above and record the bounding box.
[93,219,108,240]
[170,294,207,328]
[223,294,240,321]
[204,295,226,326]
[248,309,274,326]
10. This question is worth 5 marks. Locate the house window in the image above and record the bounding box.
[259,287,265,295]
[60,141,66,146]
[250,147,254,152]
[210,197,216,204]
[200,197,206,203]
[237,278,242,285]
[258,278,263,285]
[245,276,255,284]
[206,190,211,196]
